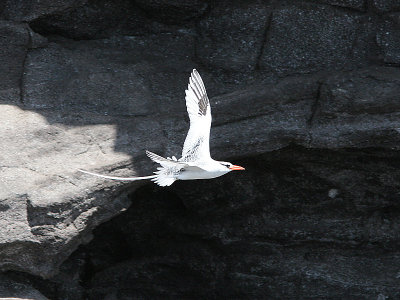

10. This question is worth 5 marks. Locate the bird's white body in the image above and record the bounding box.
[79,69,244,186]
[177,162,230,180]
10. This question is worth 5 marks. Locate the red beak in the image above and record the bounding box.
[229,165,245,171]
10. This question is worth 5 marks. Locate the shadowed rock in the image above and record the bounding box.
[0,0,400,298]
[0,274,49,299]
[197,1,271,71]
[260,4,370,75]
[377,13,400,64]
[1,0,87,22]
[29,0,150,40]
[77,147,400,299]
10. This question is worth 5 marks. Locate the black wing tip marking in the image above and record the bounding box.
[192,69,202,80]
[189,69,209,117]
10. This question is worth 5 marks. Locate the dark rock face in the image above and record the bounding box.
[1,0,87,22]
[372,0,400,13]
[310,67,400,148]
[260,4,369,75]
[78,147,400,299]
[135,0,208,24]
[0,21,47,105]
[197,1,271,71]
[29,0,149,40]
[0,21,29,104]
[321,0,366,11]
[0,274,48,299]
[1,0,400,298]
[377,13,400,64]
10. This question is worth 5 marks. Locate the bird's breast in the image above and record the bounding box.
[177,168,228,180]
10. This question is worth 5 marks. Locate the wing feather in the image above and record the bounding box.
[146,150,187,168]
[181,69,212,162]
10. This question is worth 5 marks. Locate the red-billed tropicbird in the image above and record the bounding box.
[79,69,245,186]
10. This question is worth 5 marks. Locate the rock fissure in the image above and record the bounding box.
[307,81,324,127]
[255,12,273,71]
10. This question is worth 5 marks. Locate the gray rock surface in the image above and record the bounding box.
[372,0,400,13]
[197,1,271,71]
[135,0,208,24]
[0,105,138,277]
[377,13,400,64]
[259,4,369,75]
[0,274,48,299]
[310,67,400,148]
[0,21,47,105]
[321,0,366,11]
[29,0,150,40]
[0,21,30,105]
[1,0,87,22]
[81,147,400,299]
[0,0,400,298]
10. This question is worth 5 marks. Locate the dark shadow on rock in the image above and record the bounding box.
[21,146,398,299]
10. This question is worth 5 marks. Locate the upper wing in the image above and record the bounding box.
[180,69,212,162]
[146,150,187,168]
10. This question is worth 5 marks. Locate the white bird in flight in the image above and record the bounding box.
[79,69,245,186]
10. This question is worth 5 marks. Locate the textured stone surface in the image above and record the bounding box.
[310,67,400,148]
[324,0,366,11]
[0,105,139,277]
[0,21,29,105]
[0,0,400,298]
[260,4,367,75]
[372,0,400,13]
[377,13,400,64]
[29,0,149,40]
[308,0,366,11]
[22,33,197,114]
[0,20,47,106]
[76,147,400,299]
[24,43,152,114]
[2,64,399,281]
[135,0,208,24]
[0,274,48,299]
[1,0,87,22]
[197,2,270,71]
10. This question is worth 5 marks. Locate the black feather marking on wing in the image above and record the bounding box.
[198,95,208,116]
[192,70,209,116]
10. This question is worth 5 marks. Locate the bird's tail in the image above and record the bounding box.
[78,169,156,181]
[146,150,182,186]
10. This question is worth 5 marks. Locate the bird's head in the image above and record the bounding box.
[218,161,245,171]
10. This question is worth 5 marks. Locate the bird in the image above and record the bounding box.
[79,69,245,186]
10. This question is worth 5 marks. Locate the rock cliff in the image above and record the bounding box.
[1,0,400,299]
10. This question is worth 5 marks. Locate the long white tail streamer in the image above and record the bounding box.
[78,169,156,181]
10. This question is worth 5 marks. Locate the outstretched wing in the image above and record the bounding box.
[180,69,212,162]
[146,150,187,168]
